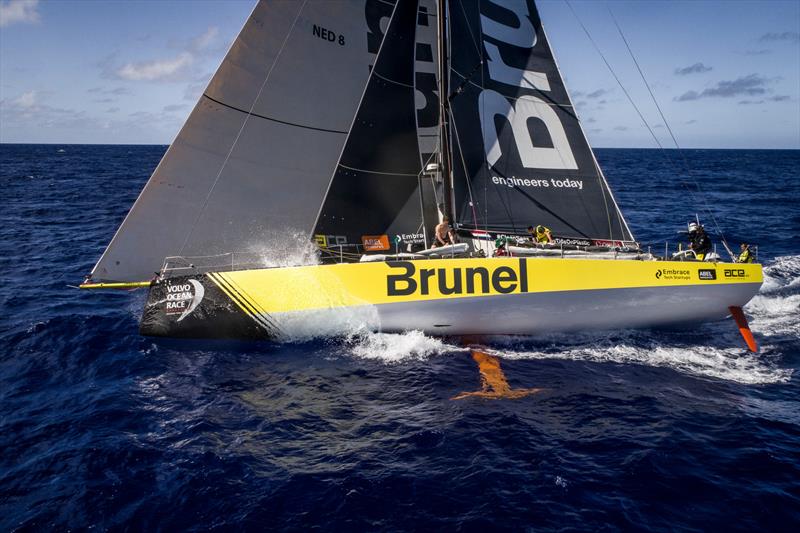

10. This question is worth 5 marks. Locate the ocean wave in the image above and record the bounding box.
[346,330,465,363]
[746,254,800,338]
[336,255,799,384]
[337,327,790,384]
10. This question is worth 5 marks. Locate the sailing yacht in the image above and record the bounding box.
[81,0,762,350]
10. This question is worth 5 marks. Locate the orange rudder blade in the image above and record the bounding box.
[729,306,758,353]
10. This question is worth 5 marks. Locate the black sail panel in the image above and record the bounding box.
[448,0,633,242]
[315,0,431,252]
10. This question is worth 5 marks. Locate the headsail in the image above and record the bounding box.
[314,0,437,253]
[92,0,396,282]
[448,0,634,243]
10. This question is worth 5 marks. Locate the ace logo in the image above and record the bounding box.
[724,269,747,278]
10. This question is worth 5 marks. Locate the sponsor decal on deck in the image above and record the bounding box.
[386,258,529,297]
[592,239,625,248]
[724,268,748,279]
[165,279,205,321]
[655,268,691,281]
[394,232,425,245]
[698,269,717,280]
[555,237,593,247]
[362,234,390,251]
[314,234,348,248]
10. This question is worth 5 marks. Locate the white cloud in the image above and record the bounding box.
[110,26,219,83]
[191,26,219,51]
[0,0,39,27]
[116,52,193,81]
[11,90,36,108]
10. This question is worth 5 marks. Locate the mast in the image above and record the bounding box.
[437,0,453,221]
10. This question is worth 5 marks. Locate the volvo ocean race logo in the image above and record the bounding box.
[165,279,205,322]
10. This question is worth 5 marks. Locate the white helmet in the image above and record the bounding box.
[688,222,699,233]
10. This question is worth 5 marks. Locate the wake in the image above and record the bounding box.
[339,255,800,385]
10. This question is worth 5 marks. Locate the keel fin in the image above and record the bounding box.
[729,306,758,353]
[452,349,544,400]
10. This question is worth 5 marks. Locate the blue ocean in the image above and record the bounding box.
[1,144,798,531]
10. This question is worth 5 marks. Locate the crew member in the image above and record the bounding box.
[738,243,754,263]
[687,222,712,261]
[433,216,456,248]
[494,237,510,257]
[528,225,553,244]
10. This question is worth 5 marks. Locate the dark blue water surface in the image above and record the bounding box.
[1,144,799,531]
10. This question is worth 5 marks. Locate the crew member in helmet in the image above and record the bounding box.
[687,222,712,261]
[738,243,755,263]
[528,225,553,244]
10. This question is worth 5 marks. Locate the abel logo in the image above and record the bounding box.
[698,269,717,280]
[362,234,390,251]
[165,279,205,322]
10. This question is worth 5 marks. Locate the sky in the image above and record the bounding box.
[0,0,798,148]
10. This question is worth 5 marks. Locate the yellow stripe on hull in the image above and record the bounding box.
[210,258,762,315]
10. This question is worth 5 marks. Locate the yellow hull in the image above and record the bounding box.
[140,257,762,340]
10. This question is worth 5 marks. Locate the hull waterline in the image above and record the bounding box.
[139,257,763,341]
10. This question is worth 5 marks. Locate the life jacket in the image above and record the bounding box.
[738,249,754,263]
[690,231,712,256]
[534,226,551,243]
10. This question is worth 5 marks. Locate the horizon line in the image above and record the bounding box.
[1,142,798,151]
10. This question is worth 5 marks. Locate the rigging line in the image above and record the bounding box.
[564,0,668,153]
[426,142,442,209]
[539,13,633,242]
[179,0,309,256]
[455,0,482,56]
[608,6,734,259]
[447,106,479,227]
[479,0,489,237]
[449,61,483,100]
[566,0,694,240]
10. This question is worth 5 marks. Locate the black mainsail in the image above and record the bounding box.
[447,0,633,243]
[314,0,437,253]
